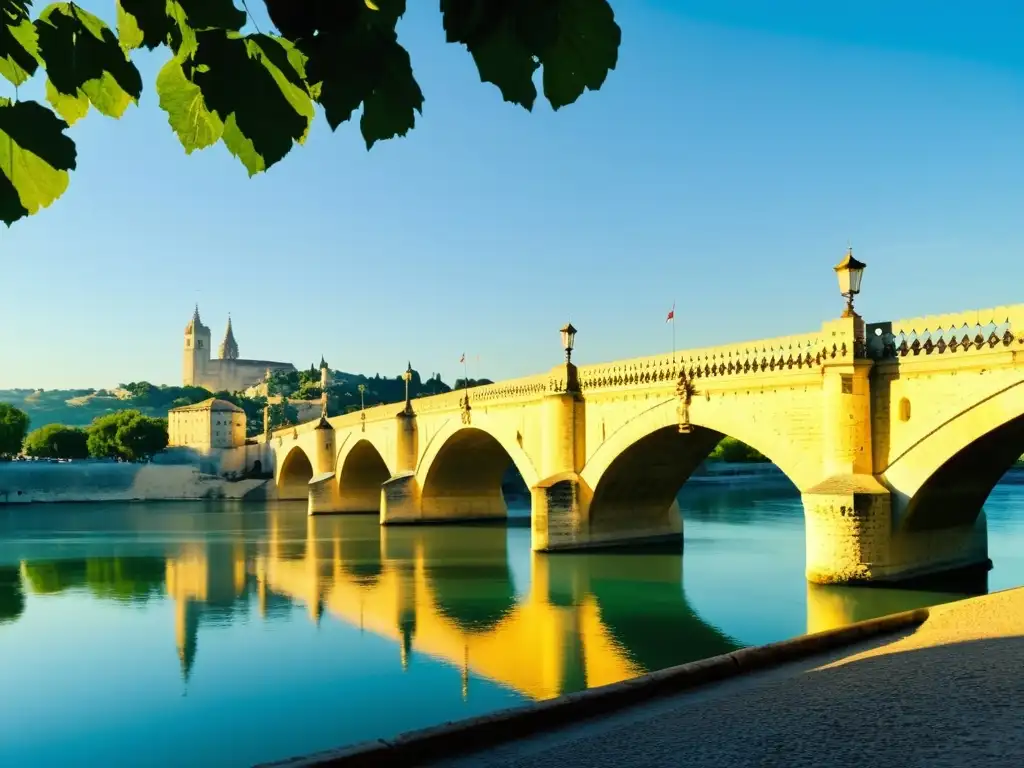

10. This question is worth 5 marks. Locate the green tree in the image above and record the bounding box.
[116,413,168,461]
[22,423,89,458]
[0,0,621,226]
[86,411,126,459]
[86,409,168,461]
[0,402,30,458]
[267,398,298,429]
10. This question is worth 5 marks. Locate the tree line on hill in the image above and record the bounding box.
[0,363,490,460]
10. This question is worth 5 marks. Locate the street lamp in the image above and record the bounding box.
[833,247,867,318]
[401,364,413,411]
[357,383,366,410]
[560,322,578,364]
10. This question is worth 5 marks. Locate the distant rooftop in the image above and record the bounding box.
[170,397,244,414]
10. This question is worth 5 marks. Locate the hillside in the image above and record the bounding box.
[0,388,168,429]
[0,364,491,436]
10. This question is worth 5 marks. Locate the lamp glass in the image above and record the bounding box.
[560,323,577,352]
[847,267,864,295]
[836,266,865,296]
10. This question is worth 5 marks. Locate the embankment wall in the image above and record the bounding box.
[0,444,275,504]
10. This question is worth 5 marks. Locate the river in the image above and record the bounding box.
[2,465,1023,766]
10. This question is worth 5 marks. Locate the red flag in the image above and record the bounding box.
[459,353,465,364]
[666,306,675,323]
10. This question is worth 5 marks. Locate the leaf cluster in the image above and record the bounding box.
[1,0,620,225]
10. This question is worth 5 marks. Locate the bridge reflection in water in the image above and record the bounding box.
[257,512,741,700]
[6,501,986,703]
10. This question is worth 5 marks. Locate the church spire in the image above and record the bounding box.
[219,314,239,360]
[185,304,205,334]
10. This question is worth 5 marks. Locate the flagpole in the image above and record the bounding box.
[671,301,676,360]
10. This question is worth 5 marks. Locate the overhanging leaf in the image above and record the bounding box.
[359,35,422,149]
[176,0,245,32]
[303,25,423,148]
[156,56,223,153]
[117,0,175,51]
[191,30,313,175]
[45,77,89,124]
[440,0,619,111]
[0,0,40,86]
[0,98,77,226]
[35,2,144,118]
[540,0,620,110]
[440,0,538,110]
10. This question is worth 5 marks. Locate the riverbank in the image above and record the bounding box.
[433,587,1024,768]
[265,587,1024,768]
[0,459,274,504]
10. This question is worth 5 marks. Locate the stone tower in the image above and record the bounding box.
[183,305,212,387]
[219,315,239,360]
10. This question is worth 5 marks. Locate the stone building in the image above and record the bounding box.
[167,398,247,451]
[183,306,295,393]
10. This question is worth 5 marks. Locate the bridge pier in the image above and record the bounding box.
[531,473,683,552]
[802,478,990,584]
[379,472,508,525]
[308,472,343,514]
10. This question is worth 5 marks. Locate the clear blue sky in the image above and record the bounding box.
[1,1,1021,390]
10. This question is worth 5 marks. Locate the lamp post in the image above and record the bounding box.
[401,364,413,412]
[833,247,867,318]
[358,383,366,411]
[560,323,578,364]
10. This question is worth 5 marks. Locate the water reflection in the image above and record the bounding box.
[0,471,1020,765]
[258,514,741,699]
[0,565,24,624]
[0,496,1005,700]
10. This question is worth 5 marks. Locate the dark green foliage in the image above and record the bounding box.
[22,423,89,459]
[267,397,298,429]
[0,401,29,458]
[708,436,768,463]
[2,0,621,224]
[453,377,493,389]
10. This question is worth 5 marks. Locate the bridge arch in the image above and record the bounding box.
[334,436,393,514]
[582,397,813,493]
[416,415,541,522]
[884,380,1024,530]
[580,398,806,542]
[277,445,314,499]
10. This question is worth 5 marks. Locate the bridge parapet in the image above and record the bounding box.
[866,304,1024,361]
[410,373,555,412]
[576,328,857,393]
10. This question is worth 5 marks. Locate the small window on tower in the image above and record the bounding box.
[197,340,204,349]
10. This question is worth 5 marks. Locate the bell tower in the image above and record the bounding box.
[183,305,212,387]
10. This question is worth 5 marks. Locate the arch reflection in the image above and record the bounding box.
[256,511,742,701]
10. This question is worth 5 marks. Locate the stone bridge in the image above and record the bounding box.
[250,305,1024,586]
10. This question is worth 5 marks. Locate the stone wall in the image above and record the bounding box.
[0,447,275,505]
